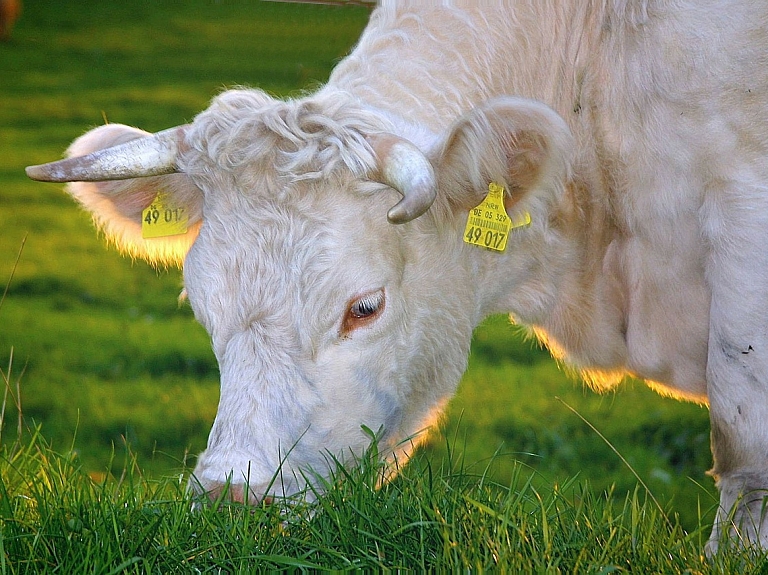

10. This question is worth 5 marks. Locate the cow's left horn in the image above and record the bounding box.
[26,126,186,183]
[369,134,437,224]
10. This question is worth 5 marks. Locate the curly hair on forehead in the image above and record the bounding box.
[189,88,391,184]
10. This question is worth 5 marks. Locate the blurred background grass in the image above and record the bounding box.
[0,0,715,530]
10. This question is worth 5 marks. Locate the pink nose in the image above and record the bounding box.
[190,478,271,506]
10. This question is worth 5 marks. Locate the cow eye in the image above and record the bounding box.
[342,289,385,335]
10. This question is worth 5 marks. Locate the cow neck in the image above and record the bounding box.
[504,177,630,378]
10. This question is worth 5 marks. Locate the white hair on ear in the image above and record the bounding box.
[63,124,204,267]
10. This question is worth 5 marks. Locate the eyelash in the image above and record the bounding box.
[341,289,385,335]
[350,291,384,318]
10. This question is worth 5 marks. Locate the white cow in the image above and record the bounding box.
[26,2,768,552]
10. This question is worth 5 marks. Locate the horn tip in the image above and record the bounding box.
[387,195,433,224]
[25,164,57,182]
[386,205,411,225]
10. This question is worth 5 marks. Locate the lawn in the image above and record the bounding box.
[0,0,730,569]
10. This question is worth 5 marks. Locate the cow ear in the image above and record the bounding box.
[64,124,203,267]
[436,97,572,215]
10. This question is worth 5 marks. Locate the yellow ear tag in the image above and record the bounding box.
[463,182,530,252]
[141,191,189,239]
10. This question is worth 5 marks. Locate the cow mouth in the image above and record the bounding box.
[187,470,316,509]
[189,480,272,507]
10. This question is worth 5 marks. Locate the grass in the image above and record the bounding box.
[0,0,751,570]
[3,428,760,572]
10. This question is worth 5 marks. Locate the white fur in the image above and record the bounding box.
[57,1,768,551]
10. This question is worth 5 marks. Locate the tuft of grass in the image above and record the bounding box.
[0,432,768,574]
[2,427,766,572]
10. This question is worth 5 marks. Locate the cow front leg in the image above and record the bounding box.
[705,190,768,553]
[707,339,768,554]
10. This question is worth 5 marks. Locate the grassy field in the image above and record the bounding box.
[0,0,734,569]
[6,431,761,572]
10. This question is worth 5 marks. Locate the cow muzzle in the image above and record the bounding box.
[188,476,274,507]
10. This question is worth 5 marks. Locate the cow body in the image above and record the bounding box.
[27,2,768,552]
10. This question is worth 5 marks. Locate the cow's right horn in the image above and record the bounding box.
[369,134,437,224]
[26,126,186,183]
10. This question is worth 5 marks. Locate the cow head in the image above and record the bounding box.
[27,89,572,503]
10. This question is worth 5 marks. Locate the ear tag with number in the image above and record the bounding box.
[463,182,530,252]
[142,191,189,239]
